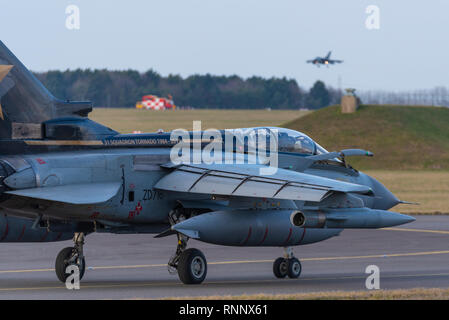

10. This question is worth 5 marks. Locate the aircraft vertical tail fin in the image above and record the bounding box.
[325,51,332,59]
[0,41,92,139]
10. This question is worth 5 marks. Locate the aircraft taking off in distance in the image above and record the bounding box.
[307,51,343,67]
[0,41,414,285]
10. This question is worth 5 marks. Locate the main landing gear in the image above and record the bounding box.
[273,247,302,279]
[167,237,301,284]
[168,233,207,285]
[55,232,86,283]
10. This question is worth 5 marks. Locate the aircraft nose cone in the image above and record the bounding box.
[367,175,400,210]
[381,211,416,227]
[403,215,416,224]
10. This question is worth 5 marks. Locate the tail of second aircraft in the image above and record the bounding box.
[0,40,92,139]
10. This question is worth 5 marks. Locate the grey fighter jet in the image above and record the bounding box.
[0,41,413,285]
[307,51,343,67]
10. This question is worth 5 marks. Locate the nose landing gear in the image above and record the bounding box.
[55,232,86,283]
[178,248,207,284]
[168,233,207,285]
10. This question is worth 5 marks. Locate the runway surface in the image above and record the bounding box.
[0,215,448,299]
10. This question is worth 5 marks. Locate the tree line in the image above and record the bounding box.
[33,69,341,109]
[358,87,449,107]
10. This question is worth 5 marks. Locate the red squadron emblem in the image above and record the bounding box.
[128,202,143,220]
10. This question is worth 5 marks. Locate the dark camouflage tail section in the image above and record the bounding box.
[0,40,92,139]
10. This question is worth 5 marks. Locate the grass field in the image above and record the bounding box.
[90,108,449,214]
[90,108,309,133]
[285,105,449,170]
[163,287,449,300]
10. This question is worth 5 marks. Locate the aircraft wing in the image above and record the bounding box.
[329,59,343,64]
[5,182,122,205]
[155,163,372,202]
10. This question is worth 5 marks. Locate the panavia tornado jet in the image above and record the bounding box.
[307,51,343,67]
[0,41,414,285]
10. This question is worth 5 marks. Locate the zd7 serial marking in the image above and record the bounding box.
[143,189,164,201]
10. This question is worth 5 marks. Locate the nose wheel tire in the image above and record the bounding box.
[273,257,289,278]
[177,248,207,285]
[55,247,86,283]
[287,257,302,279]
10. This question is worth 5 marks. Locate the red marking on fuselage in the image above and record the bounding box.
[283,228,293,246]
[257,226,269,245]
[0,222,8,241]
[135,202,143,215]
[40,230,49,242]
[128,211,136,219]
[36,158,46,165]
[241,226,252,245]
[55,232,63,241]
[17,225,26,241]
[297,228,307,245]
[90,212,100,219]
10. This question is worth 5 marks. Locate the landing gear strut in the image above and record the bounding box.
[55,232,86,283]
[168,233,207,285]
[273,247,302,279]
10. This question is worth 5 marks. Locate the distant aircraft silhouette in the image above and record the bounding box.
[307,51,343,67]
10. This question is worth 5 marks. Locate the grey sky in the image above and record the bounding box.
[1,0,447,91]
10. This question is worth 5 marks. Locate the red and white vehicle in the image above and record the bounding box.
[136,95,176,110]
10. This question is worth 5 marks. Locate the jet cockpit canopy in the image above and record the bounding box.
[229,127,328,156]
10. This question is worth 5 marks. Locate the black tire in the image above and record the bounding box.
[287,257,302,279]
[55,247,86,283]
[177,248,207,285]
[273,257,288,278]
